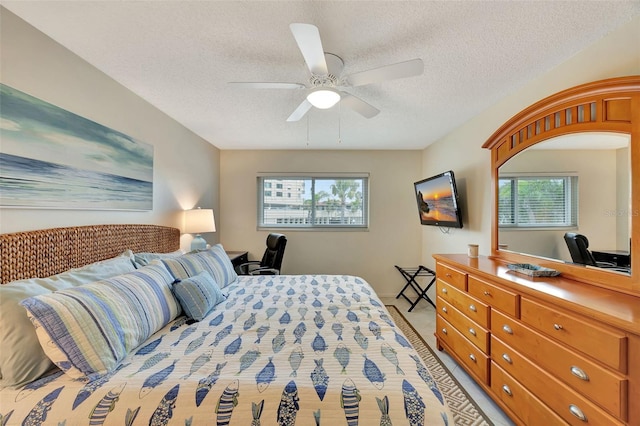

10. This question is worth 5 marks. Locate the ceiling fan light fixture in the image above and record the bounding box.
[307,88,340,109]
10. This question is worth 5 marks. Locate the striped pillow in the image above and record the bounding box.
[162,244,237,288]
[133,249,185,268]
[21,262,181,381]
[172,270,225,321]
[0,251,136,388]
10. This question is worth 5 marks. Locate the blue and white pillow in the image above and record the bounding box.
[21,262,181,381]
[162,243,237,288]
[133,249,185,268]
[172,270,225,321]
[0,251,137,388]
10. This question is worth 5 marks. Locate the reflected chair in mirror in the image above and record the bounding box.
[563,232,629,273]
[238,233,287,275]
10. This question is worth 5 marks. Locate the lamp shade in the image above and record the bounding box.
[307,88,340,109]
[184,208,216,234]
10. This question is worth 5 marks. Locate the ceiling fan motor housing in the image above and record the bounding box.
[309,53,345,88]
[309,73,339,88]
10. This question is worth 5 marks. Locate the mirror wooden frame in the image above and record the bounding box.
[483,76,640,295]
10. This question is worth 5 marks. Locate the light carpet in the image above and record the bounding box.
[386,305,493,426]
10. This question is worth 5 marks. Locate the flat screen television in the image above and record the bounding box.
[414,170,463,228]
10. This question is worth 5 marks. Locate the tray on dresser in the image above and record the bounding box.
[507,263,560,277]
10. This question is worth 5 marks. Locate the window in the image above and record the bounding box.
[498,175,578,228]
[258,175,369,229]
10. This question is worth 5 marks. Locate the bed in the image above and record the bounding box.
[0,224,453,425]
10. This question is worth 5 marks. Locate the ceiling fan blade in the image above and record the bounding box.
[340,93,380,119]
[286,99,313,122]
[228,82,305,89]
[290,23,328,75]
[346,58,424,87]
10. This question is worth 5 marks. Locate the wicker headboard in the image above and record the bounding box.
[0,224,180,284]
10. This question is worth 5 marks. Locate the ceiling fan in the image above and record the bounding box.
[229,23,424,122]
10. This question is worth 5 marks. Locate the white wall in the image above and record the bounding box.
[616,146,631,250]
[219,150,423,297]
[420,15,640,269]
[0,8,220,251]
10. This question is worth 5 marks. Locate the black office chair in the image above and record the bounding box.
[238,233,287,275]
[563,232,627,272]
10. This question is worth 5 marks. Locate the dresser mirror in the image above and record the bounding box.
[497,132,631,274]
[483,76,639,294]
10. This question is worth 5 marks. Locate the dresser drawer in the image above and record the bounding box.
[436,315,489,384]
[436,262,467,291]
[492,338,624,426]
[491,362,568,426]
[437,296,489,352]
[468,275,519,317]
[521,297,627,372]
[436,279,489,328]
[491,332,627,421]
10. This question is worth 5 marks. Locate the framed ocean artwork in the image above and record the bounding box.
[0,84,153,210]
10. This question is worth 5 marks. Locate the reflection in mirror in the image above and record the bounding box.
[498,132,631,275]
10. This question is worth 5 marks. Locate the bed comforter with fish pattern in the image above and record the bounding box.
[0,275,453,425]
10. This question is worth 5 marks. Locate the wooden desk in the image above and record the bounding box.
[225,250,248,273]
[592,249,630,267]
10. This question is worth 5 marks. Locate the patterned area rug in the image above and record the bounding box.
[386,305,493,426]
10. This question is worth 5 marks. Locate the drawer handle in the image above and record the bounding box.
[445,273,452,278]
[468,328,476,336]
[502,353,512,364]
[469,354,476,362]
[442,306,448,313]
[502,385,512,396]
[570,366,590,381]
[502,324,513,334]
[469,304,477,312]
[483,291,491,296]
[441,328,447,335]
[553,323,563,331]
[569,404,587,422]
[442,288,448,294]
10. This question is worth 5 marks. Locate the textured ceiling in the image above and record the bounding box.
[2,1,639,150]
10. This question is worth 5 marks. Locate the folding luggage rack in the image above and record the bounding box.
[394,265,436,312]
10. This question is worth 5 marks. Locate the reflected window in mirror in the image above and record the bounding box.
[498,175,578,228]
[497,132,631,271]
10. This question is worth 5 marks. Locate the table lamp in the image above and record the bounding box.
[184,207,216,251]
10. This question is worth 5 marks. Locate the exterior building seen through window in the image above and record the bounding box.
[258,176,368,228]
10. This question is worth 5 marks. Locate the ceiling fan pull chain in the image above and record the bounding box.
[306,114,310,147]
[338,102,342,144]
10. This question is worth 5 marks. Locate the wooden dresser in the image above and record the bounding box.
[433,254,640,426]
